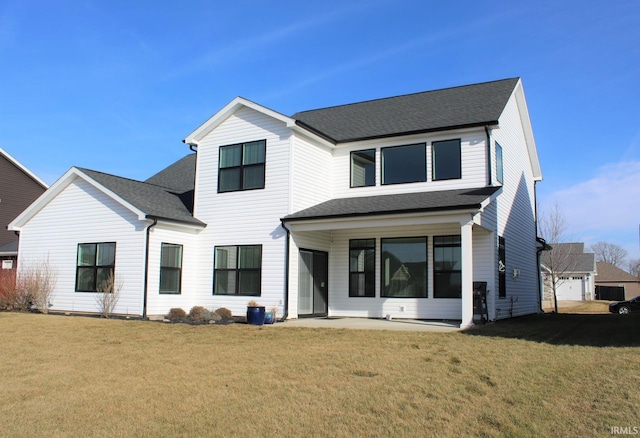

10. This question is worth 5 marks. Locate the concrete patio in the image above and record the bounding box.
[277,317,462,332]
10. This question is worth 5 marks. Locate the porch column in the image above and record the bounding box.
[460,220,474,329]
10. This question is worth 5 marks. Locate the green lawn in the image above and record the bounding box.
[1,309,638,437]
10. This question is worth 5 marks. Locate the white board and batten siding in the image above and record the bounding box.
[17,177,146,315]
[193,106,292,316]
[492,91,540,318]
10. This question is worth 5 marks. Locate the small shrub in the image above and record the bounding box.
[189,306,207,322]
[0,270,31,311]
[16,259,57,313]
[167,308,187,321]
[247,300,260,307]
[215,307,233,320]
[95,272,123,318]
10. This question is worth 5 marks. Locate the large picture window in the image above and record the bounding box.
[350,149,376,187]
[381,237,427,298]
[76,242,116,292]
[218,140,266,192]
[433,235,462,298]
[381,144,426,185]
[432,139,461,181]
[160,243,183,294]
[214,245,262,296]
[349,239,375,297]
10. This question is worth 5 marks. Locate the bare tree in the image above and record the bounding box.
[628,259,640,278]
[94,272,123,318]
[589,242,628,268]
[538,202,580,313]
[18,258,57,313]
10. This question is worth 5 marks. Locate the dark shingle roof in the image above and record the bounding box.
[0,240,18,255]
[145,154,196,193]
[292,78,519,143]
[283,187,500,222]
[596,262,639,282]
[78,166,204,227]
[540,244,596,273]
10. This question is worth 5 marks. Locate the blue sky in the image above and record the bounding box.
[1,0,639,260]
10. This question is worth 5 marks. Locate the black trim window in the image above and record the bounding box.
[76,242,116,292]
[214,245,262,296]
[381,237,427,298]
[350,149,376,187]
[498,236,506,298]
[349,239,375,297]
[160,243,183,294]
[381,143,426,185]
[432,139,461,181]
[433,235,462,298]
[496,142,503,184]
[218,140,266,192]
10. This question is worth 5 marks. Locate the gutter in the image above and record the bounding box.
[142,218,158,318]
[279,219,291,321]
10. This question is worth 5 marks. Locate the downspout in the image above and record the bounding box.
[279,219,291,322]
[142,218,158,319]
[485,126,492,186]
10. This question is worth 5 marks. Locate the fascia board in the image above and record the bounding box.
[183,97,296,145]
[0,147,49,189]
[513,80,543,181]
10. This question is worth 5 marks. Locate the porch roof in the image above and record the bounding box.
[283,187,499,222]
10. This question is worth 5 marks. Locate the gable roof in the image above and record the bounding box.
[77,167,203,227]
[145,154,196,193]
[596,262,639,282]
[0,147,48,189]
[283,187,499,222]
[540,243,596,273]
[292,78,520,143]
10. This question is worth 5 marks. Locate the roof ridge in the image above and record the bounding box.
[293,77,520,115]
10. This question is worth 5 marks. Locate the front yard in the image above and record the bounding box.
[1,308,638,437]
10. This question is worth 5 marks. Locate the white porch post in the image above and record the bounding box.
[460,220,474,329]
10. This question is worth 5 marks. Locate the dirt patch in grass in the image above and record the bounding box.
[1,312,639,437]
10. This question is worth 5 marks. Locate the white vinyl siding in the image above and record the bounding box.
[492,89,540,318]
[16,177,146,316]
[193,106,290,317]
[290,133,333,212]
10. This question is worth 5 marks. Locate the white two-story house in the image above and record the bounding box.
[9,78,543,328]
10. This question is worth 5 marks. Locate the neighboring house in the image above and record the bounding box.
[0,148,48,270]
[595,262,640,300]
[9,78,543,327]
[541,242,596,301]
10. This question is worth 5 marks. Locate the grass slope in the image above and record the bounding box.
[1,309,638,437]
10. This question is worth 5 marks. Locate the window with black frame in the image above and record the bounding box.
[432,139,461,181]
[433,235,462,298]
[214,245,262,296]
[381,144,426,185]
[350,149,376,187]
[218,140,266,192]
[349,239,375,297]
[160,243,183,294]
[75,242,116,292]
[381,237,427,298]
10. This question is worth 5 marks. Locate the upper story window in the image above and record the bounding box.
[496,142,503,184]
[432,139,461,181]
[381,143,426,185]
[76,242,116,292]
[350,149,375,187]
[218,140,266,193]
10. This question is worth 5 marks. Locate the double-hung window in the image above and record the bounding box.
[381,237,428,298]
[350,149,376,187]
[349,239,375,297]
[76,242,116,292]
[433,235,462,298]
[218,140,266,192]
[214,245,262,296]
[432,139,461,180]
[160,243,183,294]
[381,144,426,185]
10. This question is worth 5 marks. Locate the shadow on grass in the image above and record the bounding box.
[463,313,640,347]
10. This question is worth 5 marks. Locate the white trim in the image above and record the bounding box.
[8,167,147,231]
[0,147,49,189]
[512,80,542,181]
